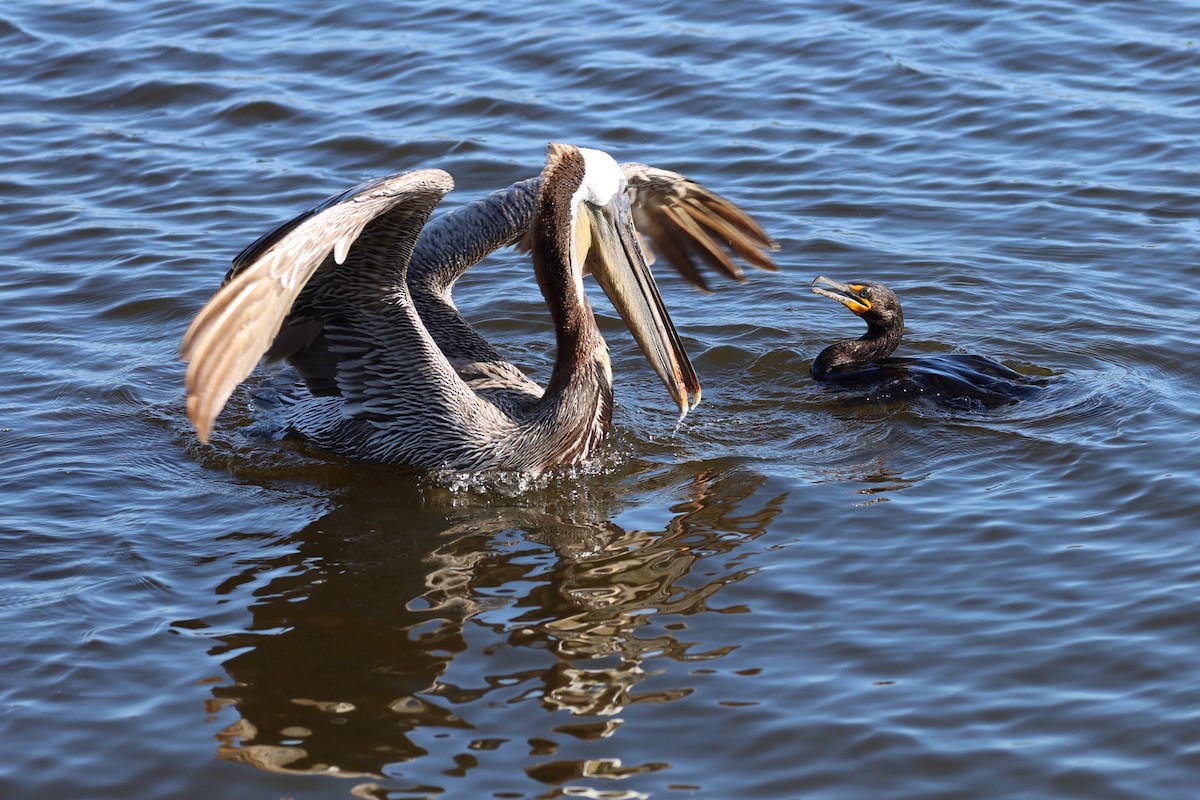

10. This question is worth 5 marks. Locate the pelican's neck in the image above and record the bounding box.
[812,315,904,378]
[533,191,602,381]
[528,150,614,459]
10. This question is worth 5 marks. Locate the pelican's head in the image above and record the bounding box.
[542,142,701,416]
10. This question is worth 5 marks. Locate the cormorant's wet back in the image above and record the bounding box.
[810,276,1048,409]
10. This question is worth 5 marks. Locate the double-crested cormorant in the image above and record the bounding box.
[809,276,1046,408]
[179,144,776,473]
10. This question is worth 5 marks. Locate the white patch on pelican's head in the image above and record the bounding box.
[573,147,625,208]
[563,146,628,311]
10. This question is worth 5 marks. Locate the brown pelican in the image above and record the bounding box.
[180,144,777,472]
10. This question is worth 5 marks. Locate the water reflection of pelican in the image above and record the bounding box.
[181,144,776,472]
[192,471,787,783]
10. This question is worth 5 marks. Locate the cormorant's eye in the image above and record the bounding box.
[858,287,870,299]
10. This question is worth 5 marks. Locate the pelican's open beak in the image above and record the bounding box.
[583,193,701,416]
[812,275,872,315]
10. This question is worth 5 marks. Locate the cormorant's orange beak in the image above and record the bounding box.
[812,275,872,315]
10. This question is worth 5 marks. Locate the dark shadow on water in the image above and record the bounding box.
[181,464,788,792]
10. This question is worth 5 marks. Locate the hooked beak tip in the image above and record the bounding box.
[676,383,701,419]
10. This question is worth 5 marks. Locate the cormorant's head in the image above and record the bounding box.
[810,276,902,330]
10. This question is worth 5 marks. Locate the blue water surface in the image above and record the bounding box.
[2,1,1199,798]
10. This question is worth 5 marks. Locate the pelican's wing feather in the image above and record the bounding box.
[621,162,778,292]
[180,169,454,442]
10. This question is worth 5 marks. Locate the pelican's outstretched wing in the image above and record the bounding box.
[180,169,454,442]
[621,162,778,292]
[408,162,778,364]
[407,178,542,369]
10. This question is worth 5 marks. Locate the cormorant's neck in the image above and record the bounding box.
[812,316,903,379]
